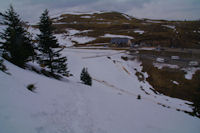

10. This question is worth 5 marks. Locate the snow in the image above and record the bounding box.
[67,29,81,36]
[139,47,155,50]
[0,25,6,32]
[122,14,132,20]
[1,48,200,133]
[0,61,95,133]
[71,36,96,44]
[54,34,74,47]
[27,26,40,39]
[51,11,104,18]
[189,61,199,66]
[1,25,40,42]
[81,16,92,19]
[163,25,176,30]
[146,20,162,23]
[64,49,193,112]
[182,67,200,80]
[0,25,7,42]
[156,58,165,63]
[62,11,104,15]
[53,22,68,24]
[55,34,95,46]
[55,29,95,46]
[102,34,134,39]
[134,29,145,34]
[66,29,92,36]
[81,30,93,33]
[172,80,179,85]
[154,63,179,69]
[194,30,200,33]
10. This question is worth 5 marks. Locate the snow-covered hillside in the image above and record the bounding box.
[1,48,200,133]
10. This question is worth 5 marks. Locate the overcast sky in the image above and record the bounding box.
[0,0,200,23]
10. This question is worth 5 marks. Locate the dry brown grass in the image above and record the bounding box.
[140,58,200,112]
[29,11,200,48]
[140,58,200,117]
[138,49,200,59]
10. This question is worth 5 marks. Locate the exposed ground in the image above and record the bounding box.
[128,48,200,117]
[45,11,200,49]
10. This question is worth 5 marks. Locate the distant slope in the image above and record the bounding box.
[44,11,200,48]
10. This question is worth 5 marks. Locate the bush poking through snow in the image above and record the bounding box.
[121,56,128,61]
[192,96,200,117]
[80,68,92,86]
[27,84,36,92]
[137,95,141,100]
[107,56,111,59]
[0,59,7,73]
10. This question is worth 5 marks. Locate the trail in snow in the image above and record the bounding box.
[82,51,125,59]
[93,77,190,113]
[64,48,194,112]
[0,60,97,133]
[1,48,200,133]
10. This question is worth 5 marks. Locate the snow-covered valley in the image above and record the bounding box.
[1,48,200,133]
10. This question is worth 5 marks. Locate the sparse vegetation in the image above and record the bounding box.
[139,57,200,118]
[135,71,145,82]
[49,12,200,49]
[137,95,141,100]
[121,56,128,61]
[80,67,92,86]
[0,59,7,72]
[27,84,36,92]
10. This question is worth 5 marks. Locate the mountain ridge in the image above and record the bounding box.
[47,11,200,48]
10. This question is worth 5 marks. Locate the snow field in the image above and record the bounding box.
[0,48,200,133]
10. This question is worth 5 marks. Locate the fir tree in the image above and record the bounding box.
[0,5,34,67]
[80,67,92,86]
[37,9,69,76]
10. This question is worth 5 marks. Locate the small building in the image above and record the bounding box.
[110,38,132,47]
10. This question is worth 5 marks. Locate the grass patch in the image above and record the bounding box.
[139,57,200,117]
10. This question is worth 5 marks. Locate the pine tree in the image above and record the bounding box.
[0,5,34,67]
[80,67,92,86]
[37,9,69,76]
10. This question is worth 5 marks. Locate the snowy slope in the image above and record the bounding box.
[0,60,96,133]
[0,49,200,133]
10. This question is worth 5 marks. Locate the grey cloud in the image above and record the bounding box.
[0,0,199,23]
